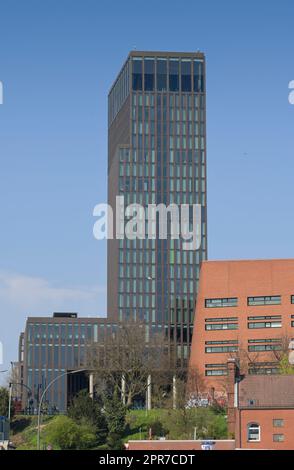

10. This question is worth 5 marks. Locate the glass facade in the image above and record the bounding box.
[108,59,130,126]
[24,318,117,412]
[108,52,207,365]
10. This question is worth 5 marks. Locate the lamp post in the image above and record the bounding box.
[37,369,87,450]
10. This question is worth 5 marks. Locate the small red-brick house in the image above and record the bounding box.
[228,359,294,450]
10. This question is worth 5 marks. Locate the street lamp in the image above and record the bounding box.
[37,369,87,450]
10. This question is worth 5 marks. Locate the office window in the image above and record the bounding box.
[205,317,238,322]
[205,362,227,376]
[273,434,284,442]
[249,366,280,375]
[205,298,238,308]
[248,296,281,306]
[181,59,192,92]
[248,315,281,320]
[205,346,238,353]
[194,60,204,93]
[248,361,280,375]
[247,423,260,442]
[169,59,179,91]
[248,338,281,343]
[144,58,154,91]
[205,340,238,345]
[205,323,238,331]
[248,321,281,329]
[132,57,142,90]
[205,369,227,376]
[205,318,238,331]
[273,419,284,427]
[291,295,294,304]
[157,58,167,91]
[248,344,281,352]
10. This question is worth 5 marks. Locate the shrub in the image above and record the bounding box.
[45,415,97,450]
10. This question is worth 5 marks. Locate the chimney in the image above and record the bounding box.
[227,358,238,437]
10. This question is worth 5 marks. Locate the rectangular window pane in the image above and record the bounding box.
[248,296,281,306]
[205,298,238,308]
[181,59,191,92]
[273,419,284,427]
[205,323,238,330]
[194,60,204,92]
[248,321,281,329]
[144,58,154,91]
[157,58,167,91]
[132,58,142,91]
[169,59,179,92]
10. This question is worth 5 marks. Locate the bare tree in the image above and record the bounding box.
[186,366,206,400]
[87,320,175,407]
[271,334,291,362]
[215,341,262,396]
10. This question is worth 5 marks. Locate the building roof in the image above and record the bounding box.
[239,375,294,408]
[197,258,294,299]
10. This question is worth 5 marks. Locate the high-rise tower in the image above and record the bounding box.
[107,51,207,364]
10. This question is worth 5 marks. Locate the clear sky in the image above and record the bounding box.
[0,0,294,377]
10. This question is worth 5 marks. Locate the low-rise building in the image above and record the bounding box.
[189,259,294,393]
[19,312,117,412]
[228,359,294,450]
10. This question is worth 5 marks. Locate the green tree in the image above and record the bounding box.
[45,415,97,450]
[149,419,167,438]
[67,390,107,443]
[103,390,126,449]
[0,387,9,417]
[163,407,227,440]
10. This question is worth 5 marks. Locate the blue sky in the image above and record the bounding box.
[0,0,294,376]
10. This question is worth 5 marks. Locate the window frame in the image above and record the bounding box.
[247,296,281,306]
[205,297,238,308]
[247,423,261,442]
[273,419,284,428]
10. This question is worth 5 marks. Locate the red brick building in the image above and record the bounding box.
[228,359,294,450]
[189,259,294,394]
[127,361,294,451]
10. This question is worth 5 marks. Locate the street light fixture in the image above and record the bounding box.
[37,369,87,450]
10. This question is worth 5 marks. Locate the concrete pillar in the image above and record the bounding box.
[147,375,152,411]
[172,375,177,409]
[89,373,94,400]
[121,375,126,405]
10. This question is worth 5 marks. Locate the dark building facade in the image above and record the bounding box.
[19,312,170,411]
[108,51,207,363]
[20,313,117,412]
